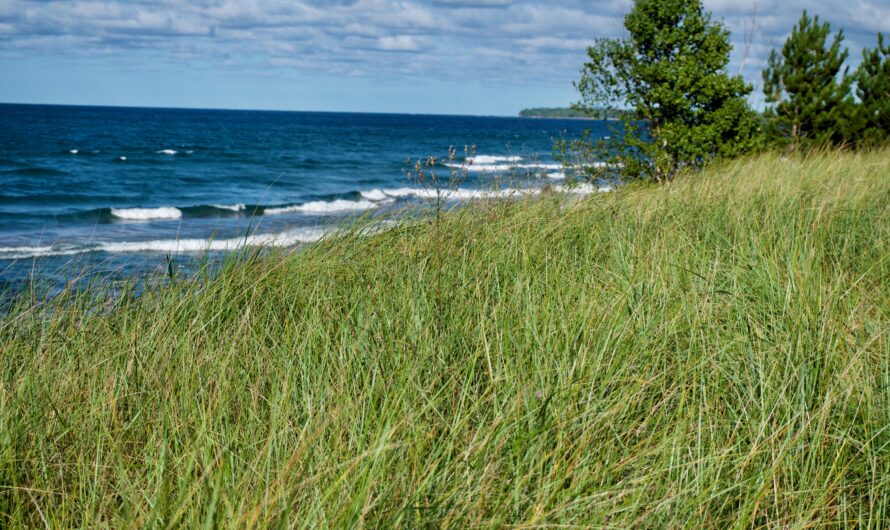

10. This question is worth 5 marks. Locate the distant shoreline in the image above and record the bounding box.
[521,115,622,121]
[518,107,629,120]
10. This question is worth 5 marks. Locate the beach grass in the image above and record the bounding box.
[1,149,889,528]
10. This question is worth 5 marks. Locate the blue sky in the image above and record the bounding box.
[1,0,887,115]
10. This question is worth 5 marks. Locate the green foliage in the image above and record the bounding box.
[575,0,762,182]
[762,11,854,149]
[1,151,888,527]
[519,107,589,118]
[519,107,630,120]
[854,33,890,145]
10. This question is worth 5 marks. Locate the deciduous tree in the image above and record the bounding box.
[575,0,761,182]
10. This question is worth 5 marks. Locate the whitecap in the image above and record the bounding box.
[359,189,389,201]
[211,203,246,212]
[157,149,178,156]
[265,199,378,215]
[110,207,183,220]
[468,155,523,165]
[0,243,92,259]
[360,187,420,201]
[98,229,326,253]
[445,162,563,173]
[118,156,127,161]
[69,149,79,154]
[0,228,329,259]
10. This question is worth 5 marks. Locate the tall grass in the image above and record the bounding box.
[1,150,888,528]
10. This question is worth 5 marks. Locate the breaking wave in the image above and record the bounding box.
[264,199,379,215]
[110,207,183,220]
[0,228,328,260]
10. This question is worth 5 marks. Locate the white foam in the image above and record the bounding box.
[212,203,246,212]
[359,189,390,201]
[110,207,183,220]
[360,187,421,201]
[0,244,94,259]
[69,149,78,154]
[546,171,566,179]
[98,229,326,253]
[363,186,542,202]
[468,155,523,164]
[0,228,329,259]
[446,162,563,173]
[118,156,127,161]
[277,183,610,218]
[0,245,66,255]
[265,199,378,215]
[157,149,178,156]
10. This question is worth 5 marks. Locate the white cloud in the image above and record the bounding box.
[0,0,885,94]
[377,35,426,51]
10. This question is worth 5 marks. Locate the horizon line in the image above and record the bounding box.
[0,100,553,119]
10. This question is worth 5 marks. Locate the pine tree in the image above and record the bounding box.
[854,33,890,145]
[762,11,853,149]
[575,0,761,182]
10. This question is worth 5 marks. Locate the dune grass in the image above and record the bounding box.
[1,150,889,528]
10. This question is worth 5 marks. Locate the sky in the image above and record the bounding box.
[0,0,887,115]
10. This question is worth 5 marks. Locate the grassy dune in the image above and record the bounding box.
[1,150,889,528]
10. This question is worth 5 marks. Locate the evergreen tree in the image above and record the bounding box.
[575,0,761,182]
[854,33,890,145]
[762,11,853,149]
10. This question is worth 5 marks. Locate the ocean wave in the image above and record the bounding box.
[0,245,86,259]
[360,184,612,202]
[99,229,326,253]
[441,183,611,199]
[265,199,379,215]
[0,183,613,261]
[446,161,563,173]
[210,203,246,212]
[359,187,420,201]
[157,149,178,156]
[110,207,183,220]
[31,183,612,226]
[468,155,523,164]
[0,228,328,260]
[359,186,523,201]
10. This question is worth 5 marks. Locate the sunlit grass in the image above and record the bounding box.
[1,149,888,527]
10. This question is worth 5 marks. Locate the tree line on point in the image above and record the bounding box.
[569,0,889,182]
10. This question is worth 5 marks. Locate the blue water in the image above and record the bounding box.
[0,103,609,290]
